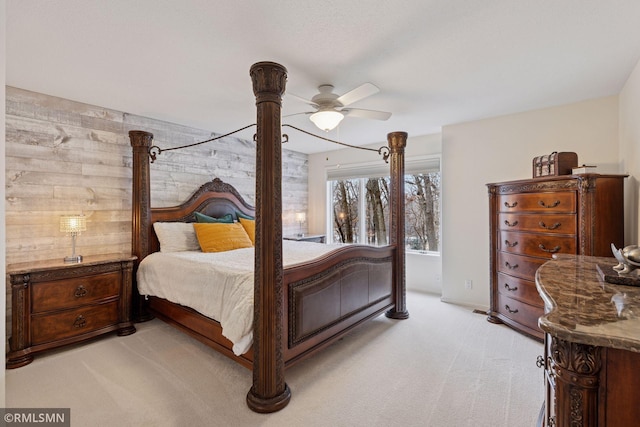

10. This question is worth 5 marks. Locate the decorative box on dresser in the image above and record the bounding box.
[486,174,626,341]
[536,255,640,427]
[6,254,137,368]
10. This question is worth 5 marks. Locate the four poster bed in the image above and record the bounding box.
[129,62,408,413]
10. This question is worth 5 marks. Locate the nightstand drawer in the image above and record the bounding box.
[31,271,121,313]
[31,301,119,345]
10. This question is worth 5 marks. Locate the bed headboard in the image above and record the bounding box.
[148,178,255,254]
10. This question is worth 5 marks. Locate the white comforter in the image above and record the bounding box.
[137,240,342,356]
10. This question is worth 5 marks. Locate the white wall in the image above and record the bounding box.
[441,96,620,309]
[308,133,443,295]
[619,58,640,245]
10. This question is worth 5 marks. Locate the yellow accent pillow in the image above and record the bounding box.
[193,222,253,252]
[239,217,255,245]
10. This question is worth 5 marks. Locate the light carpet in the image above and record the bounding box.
[6,292,544,426]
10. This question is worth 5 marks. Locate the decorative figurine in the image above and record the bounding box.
[611,243,640,274]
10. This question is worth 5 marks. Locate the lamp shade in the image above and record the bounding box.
[60,215,87,233]
[310,110,344,132]
[295,212,306,223]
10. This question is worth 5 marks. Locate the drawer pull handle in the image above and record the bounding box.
[539,221,561,230]
[504,304,519,314]
[538,200,560,208]
[505,262,519,270]
[74,285,88,298]
[504,219,519,227]
[504,201,518,208]
[504,240,518,248]
[539,244,561,253]
[73,315,87,329]
[504,283,518,292]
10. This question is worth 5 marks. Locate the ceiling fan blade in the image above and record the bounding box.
[286,92,319,108]
[342,108,392,121]
[336,83,380,106]
[283,111,313,118]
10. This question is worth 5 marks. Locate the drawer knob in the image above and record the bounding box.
[504,304,519,314]
[539,221,561,230]
[504,201,518,208]
[504,240,518,248]
[504,283,518,292]
[73,315,87,329]
[504,219,519,227]
[74,285,88,298]
[539,244,561,253]
[538,200,560,208]
[505,261,519,270]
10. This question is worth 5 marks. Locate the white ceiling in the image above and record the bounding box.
[6,1,640,153]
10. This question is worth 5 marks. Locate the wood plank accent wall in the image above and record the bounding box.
[5,86,309,331]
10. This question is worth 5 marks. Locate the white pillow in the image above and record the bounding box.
[153,222,201,252]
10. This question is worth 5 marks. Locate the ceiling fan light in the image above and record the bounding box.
[310,110,344,131]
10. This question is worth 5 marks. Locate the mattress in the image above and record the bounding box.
[136,240,342,355]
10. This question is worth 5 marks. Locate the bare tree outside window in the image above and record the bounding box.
[365,178,389,245]
[332,179,360,243]
[405,173,440,252]
[330,172,440,252]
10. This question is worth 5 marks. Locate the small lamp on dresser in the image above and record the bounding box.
[60,214,86,263]
[295,212,306,237]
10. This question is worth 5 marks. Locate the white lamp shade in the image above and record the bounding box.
[295,212,306,223]
[310,110,344,131]
[60,215,87,233]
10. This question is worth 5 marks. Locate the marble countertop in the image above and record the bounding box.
[536,254,640,352]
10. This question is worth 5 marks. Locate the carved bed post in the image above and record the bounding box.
[385,131,410,319]
[129,130,154,322]
[246,62,291,413]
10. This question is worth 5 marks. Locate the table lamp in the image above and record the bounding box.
[60,214,86,263]
[295,212,306,237]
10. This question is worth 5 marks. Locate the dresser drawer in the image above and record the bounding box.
[498,192,576,213]
[500,231,577,258]
[31,301,119,345]
[498,213,576,234]
[497,252,547,281]
[31,271,121,313]
[497,273,543,307]
[497,293,543,333]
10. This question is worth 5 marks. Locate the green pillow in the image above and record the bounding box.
[194,212,234,223]
[236,211,255,220]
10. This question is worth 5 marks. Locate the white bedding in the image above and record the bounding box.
[137,240,343,355]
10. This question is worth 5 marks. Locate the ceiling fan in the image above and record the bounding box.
[288,83,392,132]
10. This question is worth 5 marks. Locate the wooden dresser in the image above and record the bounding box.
[487,174,626,340]
[6,254,136,368]
[536,255,640,427]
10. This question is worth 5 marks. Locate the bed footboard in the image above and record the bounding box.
[283,245,395,365]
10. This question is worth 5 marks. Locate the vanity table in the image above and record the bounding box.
[536,254,640,427]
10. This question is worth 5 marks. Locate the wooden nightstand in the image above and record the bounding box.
[6,254,137,368]
[284,234,326,243]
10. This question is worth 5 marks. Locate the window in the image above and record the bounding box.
[327,157,440,253]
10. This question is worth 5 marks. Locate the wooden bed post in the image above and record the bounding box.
[385,131,410,320]
[246,61,291,413]
[129,130,154,322]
